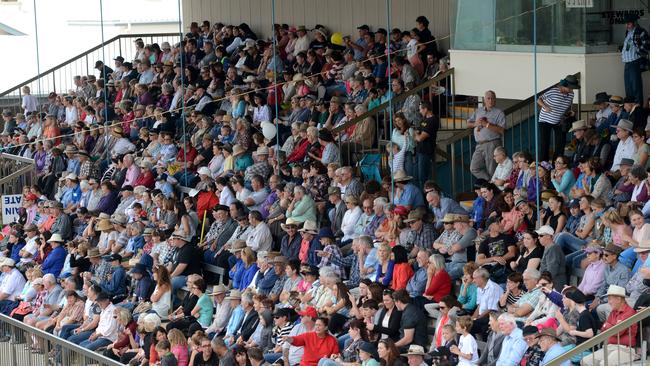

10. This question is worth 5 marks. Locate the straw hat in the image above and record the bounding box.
[233,144,246,157]
[393,170,413,183]
[94,219,113,231]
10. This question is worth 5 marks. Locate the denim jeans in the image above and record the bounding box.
[446,261,466,281]
[624,59,644,107]
[263,352,283,364]
[318,358,341,366]
[59,324,81,340]
[619,247,637,269]
[566,250,586,270]
[67,330,94,345]
[79,337,113,350]
[555,232,587,254]
[415,152,433,189]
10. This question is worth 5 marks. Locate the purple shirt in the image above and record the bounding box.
[578,260,606,296]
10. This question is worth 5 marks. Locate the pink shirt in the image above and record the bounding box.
[171,344,189,366]
[578,260,606,295]
[123,164,141,187]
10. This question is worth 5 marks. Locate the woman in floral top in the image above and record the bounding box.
[305,161,331,203]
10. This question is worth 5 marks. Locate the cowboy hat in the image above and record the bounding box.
[48,234,64,243]
[292,73,305,82]
[393,170,413,183]
[299,220,319,234]
[609,95,624,105]
[281,218,300,230]
[232,144,246,157]
[94,219,113,231]
[111,126,124,135]
[401,345,428,357]
[441,213,456,223]
[606,285,626,297]
[616,119,634,132]
[593,92,611,104]
[535,225,555,236]
[209,284,229,296]
[536,328,561,341]
[198,167,211,176]
[559,74,580,89]
[635,240,650,253]
[403,211,423,223]
[568,120,588,133]
[86,248,102,258]
[229,240,247,253]
[225,290,243,300]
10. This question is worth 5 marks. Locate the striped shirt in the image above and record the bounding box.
[622,29,641,63]
[539,87,574,125]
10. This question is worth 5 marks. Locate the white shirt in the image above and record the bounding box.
[65,106,78,126]
[219,187,236,206]
[247,189,269,212]
[341,206,362,241]
[476,279,503,314]
[96,303,119,341]
[0,268,26,300]
[112,138,136,157]
[246,222,272,252]
[612,136,636,171]
[21,236,39,263]
[492,158,513,189]
[294,35,310,56]
[22,95,38,115]
[458,334,479,366]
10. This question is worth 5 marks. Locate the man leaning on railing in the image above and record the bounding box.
[580,285,638,366]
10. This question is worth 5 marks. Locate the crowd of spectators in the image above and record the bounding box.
[0,13,648,366]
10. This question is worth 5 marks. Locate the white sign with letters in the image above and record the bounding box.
[566,0,593,8]
[1,195,22,225]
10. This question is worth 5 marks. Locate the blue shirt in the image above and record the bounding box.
[541,343,570,366]
[496,328,528,366]
[230,258,245,290]
[225,305,245,337]
[61,185,82,208]
[393,183,425,208]
[10,242,25,263]
[66,159,81,175]
[406,267,428,297]
[363,248,379,279]
[42,246,67,277]
[101,265,127,296]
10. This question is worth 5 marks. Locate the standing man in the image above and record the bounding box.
[622,13,650,106]
[414,101,439,188]
[537,75,579,161]
[468,90,505,181]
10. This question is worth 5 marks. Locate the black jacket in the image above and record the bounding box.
[237,309,259,341]
[374,308,402,341]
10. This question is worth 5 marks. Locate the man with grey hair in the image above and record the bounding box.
[495,313,527,366]
[338,166,363,199]
[330,235,378,290]
[233,292,259,344]
[212,336,236,366]
[471,267,503,338]
[509,268,542,321]
[353,198,376,238]
[247,251,277,296]
[286,185,317,224]
[468,90,505,181]
[365,197,388,238]
[490,146,513,190]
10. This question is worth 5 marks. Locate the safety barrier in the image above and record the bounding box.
[547,305,650,366]
[0,32,181,114]
[0,153,36,194]
[0,313,122,366]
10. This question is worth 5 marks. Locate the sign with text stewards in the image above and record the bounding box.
[566,0,593,8]
[1,195,22,225]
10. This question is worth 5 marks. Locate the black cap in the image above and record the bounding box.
[318,129,334,142]
[129,263,148,275]
[121,185,134,192]
[104,254,122,262]
[213,204,230,212]
[566,289,587,304]
[95,60,104,68]
[96,292,111,302]
[376,28,387,36]
[522,325,539,337]
[357,24,370,31]
[113,56,125,63]
[624,95,638,104]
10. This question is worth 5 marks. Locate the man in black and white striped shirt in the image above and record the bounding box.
[536,75,579,161]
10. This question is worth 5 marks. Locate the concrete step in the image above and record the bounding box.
[440,117,467,129]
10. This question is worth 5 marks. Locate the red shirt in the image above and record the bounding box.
[391,263,414,290]
[603,303,637,347]
[424,270,452,302]
[291,332,339,366]
[133,171,155,188]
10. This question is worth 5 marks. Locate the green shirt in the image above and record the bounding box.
[196,293,214,327]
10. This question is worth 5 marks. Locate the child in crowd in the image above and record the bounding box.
[451,316,479,366]
[156,339,178,366]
